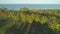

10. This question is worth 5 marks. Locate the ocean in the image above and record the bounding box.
[0,4,60,10]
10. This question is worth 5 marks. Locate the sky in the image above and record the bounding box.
[0,0,60,4]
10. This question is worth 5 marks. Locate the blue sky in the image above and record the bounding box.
[0,0,60,4]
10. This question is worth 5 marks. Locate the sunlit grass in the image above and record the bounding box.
[0,8,60,34]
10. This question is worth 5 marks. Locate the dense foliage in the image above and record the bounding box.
[0,8,60,34]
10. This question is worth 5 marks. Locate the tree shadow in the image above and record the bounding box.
[0,19,8,28]
[18,22,29,34]
[5,25,19,34]
[5,21,57,34]
[28,20,56,34]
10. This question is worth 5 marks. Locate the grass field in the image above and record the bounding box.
[0,8,60,34]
